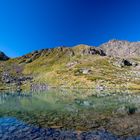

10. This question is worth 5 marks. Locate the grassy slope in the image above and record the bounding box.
[0,45,140,90]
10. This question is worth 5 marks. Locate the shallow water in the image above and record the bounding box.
[0,89,140,139]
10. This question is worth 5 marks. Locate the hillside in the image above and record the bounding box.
[0,40,140,91]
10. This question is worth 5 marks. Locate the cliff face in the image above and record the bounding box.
[100,40,140,57]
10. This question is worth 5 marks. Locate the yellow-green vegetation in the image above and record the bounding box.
[0,45,140,90]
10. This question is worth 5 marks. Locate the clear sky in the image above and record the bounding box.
[0,0,140,57]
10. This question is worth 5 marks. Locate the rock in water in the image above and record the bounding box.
[0,51,9,60]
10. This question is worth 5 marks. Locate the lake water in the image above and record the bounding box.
[0,89,140,139]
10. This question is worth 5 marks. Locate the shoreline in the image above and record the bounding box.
[0,116,140,139]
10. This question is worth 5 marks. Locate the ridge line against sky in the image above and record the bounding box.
[2,39,140,59]
[0,0,140,57]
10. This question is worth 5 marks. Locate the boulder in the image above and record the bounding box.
[80,68,92,74]
[113,59,138,67]
[66,61,78,68]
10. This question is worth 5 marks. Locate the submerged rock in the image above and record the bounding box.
[83,101,91,106]
[0,117,139,140]
[116,106,127,115]
[75,99,92,107]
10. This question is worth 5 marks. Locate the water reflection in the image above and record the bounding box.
[0,89,140,136]
[0,117,125,140]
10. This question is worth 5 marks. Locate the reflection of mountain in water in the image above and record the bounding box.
[0,90,140,136]
[0,92,32,104]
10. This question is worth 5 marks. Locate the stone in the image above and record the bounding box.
[31,83,48,92]
[96,85,105,91]
[79,68,92,74]
[0,117,138,139]
[83,101,90,106]
[116,106,127,115]
[66,61,78,68]
[113,58,138,68]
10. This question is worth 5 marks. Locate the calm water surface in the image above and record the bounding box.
[0,89,140,139]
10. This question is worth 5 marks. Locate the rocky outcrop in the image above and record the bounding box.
[1,72,32,84]
[17,40,140,63]
[17,40,140,62]
[19,49,49,64]
[0,51,9,60]
[73,45,106,56]
[100,39,140,57]
[1,72,32,92]
[18,45,106,64]
[112,58,138,67]
[82,47,106,56]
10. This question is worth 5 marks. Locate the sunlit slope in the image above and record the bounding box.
[0,44,140,90]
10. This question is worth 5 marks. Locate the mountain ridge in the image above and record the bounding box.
[17,40,140,58]
[0,39,140,91]
[2,39,140,59]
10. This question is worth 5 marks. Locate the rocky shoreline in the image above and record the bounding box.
[0,117,140,140]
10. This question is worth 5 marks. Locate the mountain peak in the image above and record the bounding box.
[100,40,140,57]
[0,51,9,61]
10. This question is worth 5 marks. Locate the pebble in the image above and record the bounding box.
[0,117,139,140]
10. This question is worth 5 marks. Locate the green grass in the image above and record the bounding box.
[0,46,140,90]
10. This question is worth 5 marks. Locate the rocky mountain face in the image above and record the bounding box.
[21,39,140,59]
[17,45,106,64]
[100,39,140,57]
[0,40,140,91]
[0,51,9,60]
[1,39,140,62]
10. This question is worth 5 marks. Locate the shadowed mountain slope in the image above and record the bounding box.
[0,51,9,61]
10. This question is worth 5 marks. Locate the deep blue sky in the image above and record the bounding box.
[0,0,140,57]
